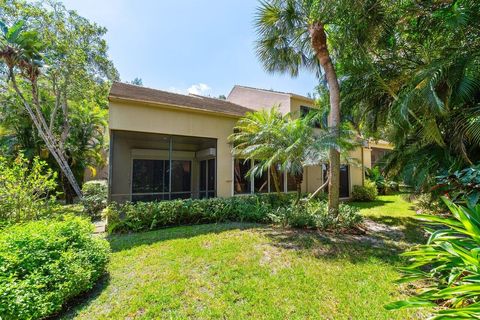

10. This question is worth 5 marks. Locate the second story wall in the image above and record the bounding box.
[227,86,291,114]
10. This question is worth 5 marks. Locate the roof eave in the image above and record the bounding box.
[109,95,245,119]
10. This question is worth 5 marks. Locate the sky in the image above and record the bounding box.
[60,0,319,98]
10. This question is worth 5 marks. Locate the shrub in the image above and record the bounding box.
[436,165,480,205]
[0,155,59,227]
[269,200,363,230]
[105,194,294,233]
[386,198,480,319]
[81,180,108,219]
[352,180,378,201]
[0,215,110,319]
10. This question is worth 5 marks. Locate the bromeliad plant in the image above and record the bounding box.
[386,197,480,319]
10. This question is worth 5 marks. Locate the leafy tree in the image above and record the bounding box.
[128,77,143,86]
[0,1,118,201]
[340,0,480,190]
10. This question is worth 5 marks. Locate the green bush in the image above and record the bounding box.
[105,194,297,233]
[0,155,60,227]
[81,180,108,219]
[270,200,363,230]
[352,180,378,201]
[386,198,480,319]
[0,215,110,320]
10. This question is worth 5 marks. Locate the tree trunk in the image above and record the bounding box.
[309,22,341,215]
[9,73,83,199]
[270,165,282,194]
[294,173,303,204]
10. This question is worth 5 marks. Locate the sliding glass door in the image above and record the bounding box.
[131,159,192,202]
[199,158,215,199]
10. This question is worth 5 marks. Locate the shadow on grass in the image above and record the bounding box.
[50,274,110,320]
[349,199,395,210]
[368,215,426,245]
[107,222,261,253]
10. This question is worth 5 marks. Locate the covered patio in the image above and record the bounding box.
[109,130,217,203]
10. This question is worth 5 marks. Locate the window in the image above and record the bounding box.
[254,160,268,193]
[269,164,284,193]
[200,159,216,198]
[286,172,298,192]
[234,159,251,194]
[300,105,321,128]
[132,159,192,201]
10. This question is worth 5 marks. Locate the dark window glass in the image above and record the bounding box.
[200,159,215,199]
[171,160,191,193]
[254,161,268,193]
[208,159,215,192]
[269,164,284,193]
[300,105,321,128]
[132,159,168,193]
[234,159,251,194]
[200,160,207,195]
[286,172,298,192]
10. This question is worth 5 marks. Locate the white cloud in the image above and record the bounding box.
[188,83,211,95]
[165,83,212,96]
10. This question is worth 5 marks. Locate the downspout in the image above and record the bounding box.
[361,146,365,186]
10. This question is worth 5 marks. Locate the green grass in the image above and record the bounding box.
[59,194,426,319]
[351,193,424,244]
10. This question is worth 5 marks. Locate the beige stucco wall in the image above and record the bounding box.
[227,86,292,114]
[109,97,375,201]
[109,100,238,200]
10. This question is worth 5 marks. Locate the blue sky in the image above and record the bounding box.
[60,0,319,97]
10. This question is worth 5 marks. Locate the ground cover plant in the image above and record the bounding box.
[0,216,110,320]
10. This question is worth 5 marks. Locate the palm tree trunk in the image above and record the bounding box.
[9,73,83,199]
[309,21,341,215]
[270,165,282,194]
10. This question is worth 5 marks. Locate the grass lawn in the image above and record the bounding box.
[60,195,426,319]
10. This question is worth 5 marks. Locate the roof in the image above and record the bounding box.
[109,82,254,117]
[229,85,315,103]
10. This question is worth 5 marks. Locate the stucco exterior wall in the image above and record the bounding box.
[227,86,291,114]
[109,100,237,200]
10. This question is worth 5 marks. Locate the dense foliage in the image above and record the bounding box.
[436,165,480,206]
[0,155,59,226]
[0,0,118,201]
[0,215,110,320]
[81,180,108,220]
[386,198,480,318]
[340,0,480,191]
[351,180,378,202]
[105,194,362,233]
[270,200,362,230]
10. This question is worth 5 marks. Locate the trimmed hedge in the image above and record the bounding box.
[105,193,363,233]
[0,216,110,320]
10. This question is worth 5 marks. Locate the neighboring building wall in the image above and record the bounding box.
[227,86,291,114]
[109,100,238,199]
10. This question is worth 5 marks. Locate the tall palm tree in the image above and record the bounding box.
[255,0,342,213]
[0,20,83,198]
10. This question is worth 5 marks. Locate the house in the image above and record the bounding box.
[108,82,390,203]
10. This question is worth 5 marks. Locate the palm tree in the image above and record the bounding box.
[255,0,342,213]
[0,20,83,198]
[229,107,338,203]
